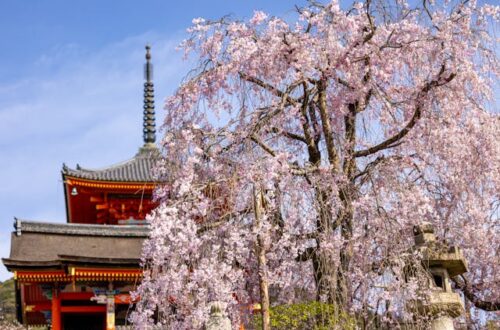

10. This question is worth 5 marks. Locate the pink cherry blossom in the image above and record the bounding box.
[131,1,499,329]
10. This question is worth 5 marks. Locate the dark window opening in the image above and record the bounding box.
[433,274,444,289]
[63,313,104,330]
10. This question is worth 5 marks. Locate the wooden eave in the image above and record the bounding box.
[13,267,143,283]
[64,176,155,191]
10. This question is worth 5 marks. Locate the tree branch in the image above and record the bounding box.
[250,133,319,176]
[296,247,316,262]
[354,66,455,158]
[239,72,299,106]
[271,127,307,143]
[251,134,276,157]
[197,207,251,235]
[452,276,500,312]
[317,79,340,168]
[300,83,322,164]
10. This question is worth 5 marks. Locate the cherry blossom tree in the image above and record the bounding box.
[131,0,499,328]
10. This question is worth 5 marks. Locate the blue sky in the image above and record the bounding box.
[0,0,311,280]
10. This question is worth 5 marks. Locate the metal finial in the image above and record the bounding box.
[143,44,156,145]
[144,44,153,82]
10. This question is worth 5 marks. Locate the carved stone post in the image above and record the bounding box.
[206,301,231,330]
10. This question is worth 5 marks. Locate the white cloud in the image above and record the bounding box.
[0,30,191,280]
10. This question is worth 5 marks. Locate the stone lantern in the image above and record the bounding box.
[206,301,231,330]
[410,222,468,330]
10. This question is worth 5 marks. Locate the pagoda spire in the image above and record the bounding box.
[143,44,156,145]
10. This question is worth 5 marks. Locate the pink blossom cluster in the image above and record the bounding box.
[131,0,499,328]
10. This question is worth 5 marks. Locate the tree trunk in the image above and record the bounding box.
[254,186,270,330]
[312,187,337,304]
[335,103,357,308]
[312,250,336,303]
[336,184,354,308]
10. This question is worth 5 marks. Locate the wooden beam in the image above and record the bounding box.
[61,305,106,313]
[90,196,104,203]
[96,203,110,210]
[60,292,94,301]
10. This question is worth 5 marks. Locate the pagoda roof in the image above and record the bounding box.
[12,219,149,237]
[3,219,149,270]
[62,144,159,183]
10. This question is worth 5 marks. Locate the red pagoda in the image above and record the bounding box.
[3,45,159,330]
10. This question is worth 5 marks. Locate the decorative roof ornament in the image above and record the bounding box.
[61,45,161,184]
[143,44,156,145]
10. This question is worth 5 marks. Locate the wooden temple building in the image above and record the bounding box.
[2,46,159,330]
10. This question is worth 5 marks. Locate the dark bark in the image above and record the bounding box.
[354,66,455,158]
[452,276,500,312]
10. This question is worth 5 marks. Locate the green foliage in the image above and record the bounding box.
[0,278,17,322]
[485,320,499,330]
[253,301,357,330]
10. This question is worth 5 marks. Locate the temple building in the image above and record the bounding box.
[2,46,159,330]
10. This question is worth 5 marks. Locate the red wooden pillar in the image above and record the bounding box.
[51,286,61,330]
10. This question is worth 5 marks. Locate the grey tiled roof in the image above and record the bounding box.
[14,219,150,237]
[62,144,159,182]
[2,219,150,269]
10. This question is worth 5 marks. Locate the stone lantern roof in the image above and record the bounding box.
[413,222,468,277]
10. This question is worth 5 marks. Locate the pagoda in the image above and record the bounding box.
[3,45,160,330]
